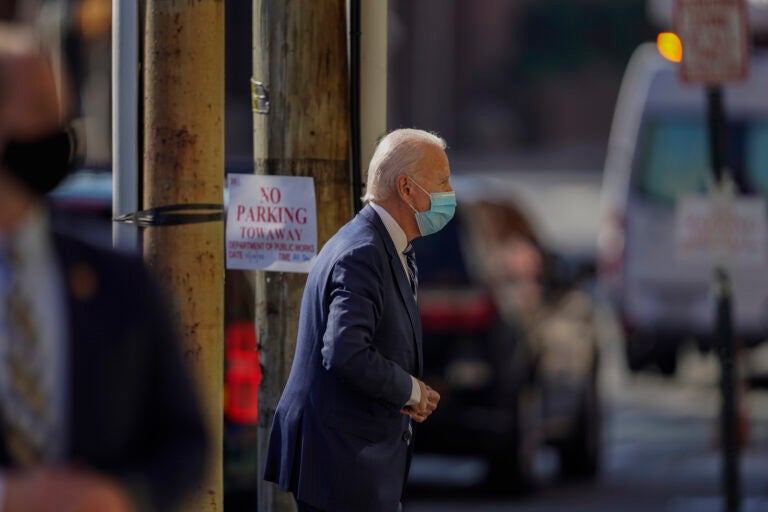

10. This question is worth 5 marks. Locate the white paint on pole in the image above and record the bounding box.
[674,0,750,84]
[226,175,317,272]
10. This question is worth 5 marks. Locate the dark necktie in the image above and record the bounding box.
[2,241,50,466]
[403,243,418,301]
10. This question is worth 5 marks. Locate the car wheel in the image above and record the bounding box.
[656,345,678,376]
[486,384,542,493]
[557,369,600,479]
[625,330,655,372]
[626,331,679,376]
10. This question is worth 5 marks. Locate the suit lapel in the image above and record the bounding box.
[388,252,423,375]
[360,206,423,376]
[51,234,94,457]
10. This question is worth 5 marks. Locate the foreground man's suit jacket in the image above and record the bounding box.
[265,204,423,512]
[0,231,208,511]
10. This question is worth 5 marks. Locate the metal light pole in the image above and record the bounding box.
[357,0,389,201]
[111,0,139,252]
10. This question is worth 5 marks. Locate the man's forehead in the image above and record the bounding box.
[426,153,450,178]
[0,24,41,54]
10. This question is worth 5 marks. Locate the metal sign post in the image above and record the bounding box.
[674,1,750,511]
[708,86,740,512]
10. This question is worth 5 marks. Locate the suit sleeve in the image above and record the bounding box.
[320,244,414,409]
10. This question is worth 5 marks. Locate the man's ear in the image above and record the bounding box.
[396,174,411,201]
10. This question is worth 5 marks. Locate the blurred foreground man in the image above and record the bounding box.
[0,25,207,511]
[265,129,456,512]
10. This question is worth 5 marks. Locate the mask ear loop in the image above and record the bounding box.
[405,175,430,213]
[400,175,418,214]
[407,175,431,196]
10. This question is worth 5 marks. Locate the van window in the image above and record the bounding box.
[634,116,768,204]
[745,122,768,195]
[634,117,709,203]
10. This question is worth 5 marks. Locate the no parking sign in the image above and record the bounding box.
[675,0,750,84]
[226,174,318,273]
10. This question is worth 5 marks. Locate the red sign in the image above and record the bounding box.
[674,0,750,84]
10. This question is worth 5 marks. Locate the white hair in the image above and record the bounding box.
[362,128,446,203]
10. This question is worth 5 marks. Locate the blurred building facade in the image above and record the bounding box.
[4,1,655,171]
[388,0,654,169]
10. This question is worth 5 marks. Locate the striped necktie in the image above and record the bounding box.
[1,241,50,466]
[403,243,418,301]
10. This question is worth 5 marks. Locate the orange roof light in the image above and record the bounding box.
[657,32,683,63]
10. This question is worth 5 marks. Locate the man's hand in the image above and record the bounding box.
[401,379,440,423]
[3,467,135,512]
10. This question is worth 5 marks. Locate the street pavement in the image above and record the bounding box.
[404,303,768,511]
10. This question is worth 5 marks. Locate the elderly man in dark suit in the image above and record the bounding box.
[264,128,457,511]
[0,25,207,511]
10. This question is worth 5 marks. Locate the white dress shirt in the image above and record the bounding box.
[368,202,421,407]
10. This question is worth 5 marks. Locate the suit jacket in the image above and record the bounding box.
[0,231,208,511]
[264,204,423,512]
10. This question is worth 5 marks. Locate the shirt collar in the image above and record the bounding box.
[369,202,408,254]
[7,206,52,267]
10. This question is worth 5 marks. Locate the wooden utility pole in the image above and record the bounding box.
[253,1,351,510]
[144,1,224,510]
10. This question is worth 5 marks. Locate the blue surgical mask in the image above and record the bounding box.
[407,176,457,236]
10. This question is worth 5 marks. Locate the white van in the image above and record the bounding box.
[598,37,768,374]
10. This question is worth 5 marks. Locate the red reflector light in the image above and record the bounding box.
[419,292,497,332]
[225,321,261,424]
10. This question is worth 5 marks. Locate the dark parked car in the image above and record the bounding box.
[411,176,601,491]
